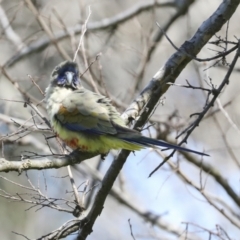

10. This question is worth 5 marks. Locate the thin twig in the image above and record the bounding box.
[73,6,91,62]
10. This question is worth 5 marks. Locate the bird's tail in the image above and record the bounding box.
[124,135,209,156]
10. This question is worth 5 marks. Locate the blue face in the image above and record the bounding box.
[53,62,80,89]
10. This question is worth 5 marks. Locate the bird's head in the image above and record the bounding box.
[50,61,81,89]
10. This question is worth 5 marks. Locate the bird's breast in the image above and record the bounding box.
[45,86,73,122]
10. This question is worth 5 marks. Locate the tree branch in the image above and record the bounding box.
[78,0,240,239]
[4,0,176,67]
[0,151,96,172]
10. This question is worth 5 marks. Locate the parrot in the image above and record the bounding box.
[45,61,208,157]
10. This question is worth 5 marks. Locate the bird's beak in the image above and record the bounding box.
[65,71,74,85]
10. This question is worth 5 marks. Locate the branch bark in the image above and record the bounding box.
[77,0,240,239]
[0,151,95,172]
[4,0,177,67]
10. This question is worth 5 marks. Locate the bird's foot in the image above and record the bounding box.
[100,152,109,160]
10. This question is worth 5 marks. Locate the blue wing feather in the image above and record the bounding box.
[121,136,209,156]
[56,114,208,156]
[61,122,106,135]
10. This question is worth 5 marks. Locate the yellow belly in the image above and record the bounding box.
[53,120,143,153]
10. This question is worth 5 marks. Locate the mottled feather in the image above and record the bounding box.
[45,61,209,156]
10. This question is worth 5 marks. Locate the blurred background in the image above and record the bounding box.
[0,0,240,239]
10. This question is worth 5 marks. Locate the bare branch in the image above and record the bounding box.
[78,1,240,238]
[4,0,176,67]
[0,5,26,50]
[0,151,96,172]
[24,0,71,61]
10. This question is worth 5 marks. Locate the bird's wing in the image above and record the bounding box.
[53,88,208,156]
[55,89,129,135]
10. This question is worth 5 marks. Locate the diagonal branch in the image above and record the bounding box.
[77,1,240,239]
[4,0,176,67]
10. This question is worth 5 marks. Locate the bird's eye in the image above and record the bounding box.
[57,75,66,86]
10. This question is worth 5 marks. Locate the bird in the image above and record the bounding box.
[45,61,208,157]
